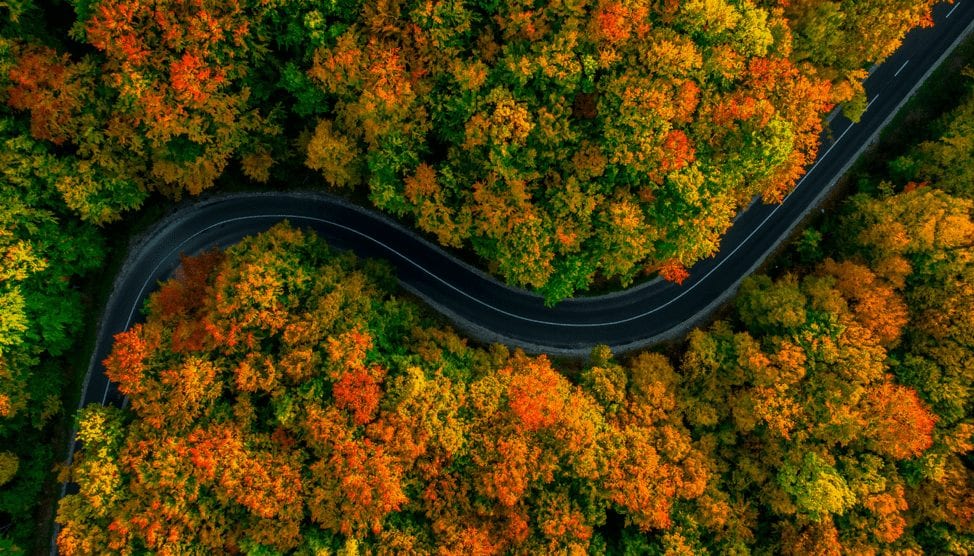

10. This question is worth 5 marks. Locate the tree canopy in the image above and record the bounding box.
[58,196,973,552]
[0,0,962,551]
[57,224,709,553]
[3,0,941,300]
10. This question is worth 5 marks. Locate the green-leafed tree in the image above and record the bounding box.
[0,116,105,548]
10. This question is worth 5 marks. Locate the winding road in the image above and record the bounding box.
[81,1,974,398]
[52,2,974,552]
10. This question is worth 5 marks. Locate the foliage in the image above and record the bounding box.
[5,42,147,223]
[890,66,974,198]
[772,0,940,120]
[58,168,974,551]
[303,0,836,300]
[661,73,974,552]
[664,178,973,553]
[295,0,937,300]
[58,224,707,553]
[0,116,105,548]
[2,0,938,299]
[0,0,956,551]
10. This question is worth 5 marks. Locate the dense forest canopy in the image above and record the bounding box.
[0,115,105,551]
[4,0,942,300]
[52,25,974,547]
[58,197,972,552]
[56,224,712,553]
[0,0,966,552]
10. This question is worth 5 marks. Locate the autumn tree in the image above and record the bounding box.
[59,224,708,553]
[4,0,289,217]
[2,0,937,298]
[770,0,940,120]
[297,0,866,301]
[832,184,974,554]
[666,206,951,553]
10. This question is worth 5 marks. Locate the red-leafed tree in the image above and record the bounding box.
[59,224,707,553]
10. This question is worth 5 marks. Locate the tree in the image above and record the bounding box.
[774,0,939,119]
[778,452,857,521]
[59,224,708,553]
[736,274,807,333]
[76,0,282,194]
[294,0,903,301]
[5,45,148,223]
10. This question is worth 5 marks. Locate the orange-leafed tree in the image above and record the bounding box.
[861,382,936,460]
[78,0,281,194]
[58,224,709,553]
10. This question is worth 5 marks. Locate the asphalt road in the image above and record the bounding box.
[50,2,974,552]
[67,11,969,436]
[79,2,974,410]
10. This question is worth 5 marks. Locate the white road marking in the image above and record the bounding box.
[98,110,866,404]
[866,95,880,111]
[894,60,910,77]
[948,2,961,18]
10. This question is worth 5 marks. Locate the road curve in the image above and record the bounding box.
[81,3,974,407]
[115,5,974,357]
[51,2,974,552]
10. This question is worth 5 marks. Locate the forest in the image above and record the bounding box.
[52,55,974,550]
[0,0,969,553]
[56,164,974,552]
[1,0,941,300]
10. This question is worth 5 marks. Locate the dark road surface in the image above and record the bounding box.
[53,2,974,551]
